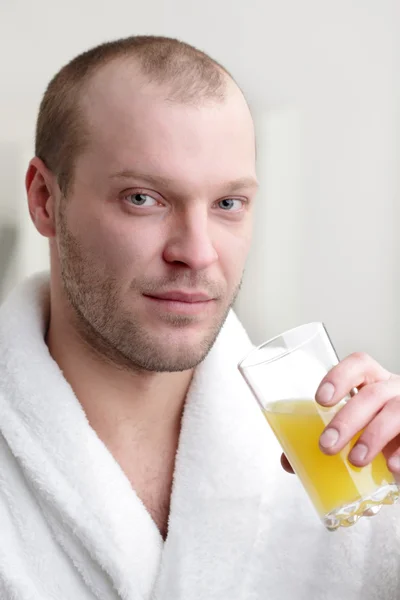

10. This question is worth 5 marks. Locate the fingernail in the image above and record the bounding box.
[349,443,368,463]
[320,427,339,449]
[388,456,400,473]
[317,382,335,405]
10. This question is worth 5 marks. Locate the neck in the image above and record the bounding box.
[46,297,193,448]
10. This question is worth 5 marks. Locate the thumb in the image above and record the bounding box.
[281,453,295,474]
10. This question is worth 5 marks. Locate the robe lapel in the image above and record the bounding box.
[152,312,283,600]
[0,274,164,600]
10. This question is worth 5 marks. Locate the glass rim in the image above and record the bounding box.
[238,321,326,371]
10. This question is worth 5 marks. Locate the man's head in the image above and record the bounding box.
[27,36,258,372]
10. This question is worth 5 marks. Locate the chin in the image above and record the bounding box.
[135,331,219,373]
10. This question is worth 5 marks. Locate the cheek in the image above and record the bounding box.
[67,206,158,274]
[214,224,252,285]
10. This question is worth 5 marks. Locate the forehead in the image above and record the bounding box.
[79,62,256,186]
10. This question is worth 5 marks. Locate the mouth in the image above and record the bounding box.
[143,290,216,315]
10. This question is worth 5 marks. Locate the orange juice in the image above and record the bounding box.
[264,399,396,517]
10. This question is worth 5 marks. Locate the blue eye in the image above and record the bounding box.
[127,193,158,206]
[218,198,244,211]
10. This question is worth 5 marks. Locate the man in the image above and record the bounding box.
[1,35,400,599]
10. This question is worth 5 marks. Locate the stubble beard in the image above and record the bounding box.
[57,211,241,373]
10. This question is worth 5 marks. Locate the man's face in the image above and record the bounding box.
[55,63,258,372]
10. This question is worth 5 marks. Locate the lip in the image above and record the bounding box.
[143,291,215,316]
[144,291,213,303]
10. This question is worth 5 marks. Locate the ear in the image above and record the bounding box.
[26,157,60,238]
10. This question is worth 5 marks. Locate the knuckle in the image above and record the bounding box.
[350,351,371,364]
[360,425,383,448]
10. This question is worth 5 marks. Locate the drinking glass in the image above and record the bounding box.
[238,322,399,530]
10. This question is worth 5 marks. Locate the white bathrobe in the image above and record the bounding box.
[1,273,400,600]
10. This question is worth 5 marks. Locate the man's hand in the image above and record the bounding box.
[281,352,400,475]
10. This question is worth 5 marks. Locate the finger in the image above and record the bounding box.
[382,434,400,474]
[345,396,400,467]
[319,380,398,455]
[280,453,295,474]
[315,352,392,407]
[385,435,400,476]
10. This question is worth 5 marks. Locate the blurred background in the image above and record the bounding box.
[0,0,399,369]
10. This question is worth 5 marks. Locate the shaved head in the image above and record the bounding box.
[35,36,239,196]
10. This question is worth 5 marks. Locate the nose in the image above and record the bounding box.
[162,208,219,271]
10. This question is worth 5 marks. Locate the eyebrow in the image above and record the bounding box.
[110,170,259,194]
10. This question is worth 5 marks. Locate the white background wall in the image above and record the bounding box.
[0,0,399,369]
